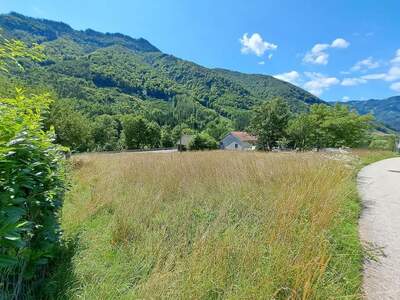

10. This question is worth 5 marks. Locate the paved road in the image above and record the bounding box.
[358,157,400,299]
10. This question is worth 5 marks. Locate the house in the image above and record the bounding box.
[220,131,257,150]
[176,134,193,150]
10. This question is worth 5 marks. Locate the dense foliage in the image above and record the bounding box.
[0,13,326,152]
[249,98,291,150]
[0,35,65,299]
[250,98,374,150]
[189,133,218,150]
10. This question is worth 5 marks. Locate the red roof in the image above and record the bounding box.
[231,131,257,143]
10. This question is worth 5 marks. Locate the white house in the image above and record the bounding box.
[220,131,257,150]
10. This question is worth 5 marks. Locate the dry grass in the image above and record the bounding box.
[56,151,364,299]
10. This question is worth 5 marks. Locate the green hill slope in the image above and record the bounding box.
[0,12,323,130]
[347,96,400,131]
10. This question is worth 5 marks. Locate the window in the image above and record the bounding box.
[235,143,238,149]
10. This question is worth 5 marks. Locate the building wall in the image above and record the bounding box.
[220,134,251,150]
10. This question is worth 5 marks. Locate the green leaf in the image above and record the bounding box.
[0,255,18,267]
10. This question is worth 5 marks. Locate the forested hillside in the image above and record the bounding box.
[0,12,324,150]
[347,96,400,131]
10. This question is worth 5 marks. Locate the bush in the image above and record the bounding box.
[0,90,66,298]
[369,134,396,151]
[189,133,218,150]
[0,34,65,299]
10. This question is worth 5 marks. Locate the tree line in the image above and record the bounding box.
[250,98,374,151]
[48,97,375,152]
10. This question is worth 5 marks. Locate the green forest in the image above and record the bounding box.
[0,12,330,152]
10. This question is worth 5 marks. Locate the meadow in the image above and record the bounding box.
[46,150,393,299]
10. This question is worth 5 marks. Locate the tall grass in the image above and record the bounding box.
[52,151,364,299]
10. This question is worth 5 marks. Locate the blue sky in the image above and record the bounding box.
[1,0,399,101]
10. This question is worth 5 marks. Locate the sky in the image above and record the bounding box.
[0,0,399,101]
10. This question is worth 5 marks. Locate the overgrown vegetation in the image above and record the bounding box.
[249,98,374,151]
[46,151,369,299]
[0,35,66,298]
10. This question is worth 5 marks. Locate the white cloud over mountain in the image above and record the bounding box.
[360,51,400,82]
[273,71,300,85]
[303,38,349,65]
[240,33,277,57]
[391,82,400,92]
[303,72,339,96]
[341,77,367,86]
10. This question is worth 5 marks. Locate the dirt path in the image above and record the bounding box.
[358,157,400,299]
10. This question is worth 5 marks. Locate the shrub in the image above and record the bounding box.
[189,133,218,150]
[369,134,396,151]
[0,34,66,299]
[0,89,66,298]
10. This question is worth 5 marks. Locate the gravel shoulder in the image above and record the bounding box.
[358,157,400,299]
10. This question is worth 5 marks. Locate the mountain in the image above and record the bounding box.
[347,96,400,131]
[0,12,323,130]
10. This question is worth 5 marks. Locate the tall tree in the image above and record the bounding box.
[122,115,161,149]
[250,98,291,150]
[48,101,92,152]
[92,114,119,151]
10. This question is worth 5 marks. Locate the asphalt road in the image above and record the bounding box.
[358,157,400,299]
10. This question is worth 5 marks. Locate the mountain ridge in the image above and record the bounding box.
[1,12,323,131]
[347,96,400,131]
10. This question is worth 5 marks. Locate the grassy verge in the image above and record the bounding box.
[45,150,396,299]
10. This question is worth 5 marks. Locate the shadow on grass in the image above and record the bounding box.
[36,235,79,300]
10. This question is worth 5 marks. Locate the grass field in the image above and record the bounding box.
[46,150,395,299]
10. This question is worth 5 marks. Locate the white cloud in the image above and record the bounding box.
[390,49,400,64]
[390,82,400,93]
[331,38,350,49]
[385,66,400,81]
[360,51,400,82]
[361,73,387,80]
[268,53,273,60]
[273,71,300,85]
[303,43,330,65]
[351,57,380,72]
[341,77,367,86]
[258,61,265,65]
[362,67,400,82]
[303,72,339,96]
[240,33,277,57]
[303,38,349,65]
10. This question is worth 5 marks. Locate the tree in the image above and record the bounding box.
[48,101,92,152]
[287,114,317,150]
[122,115,161,149]
[204,118,233,140]
[92,115,119,151]
[146,121,161,148]
[320,104,373,148]
[287,104,373,150]
[189,133,218,150]
[160,126,174,148]
[249,98,291,150]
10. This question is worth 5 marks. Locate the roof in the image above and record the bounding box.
[230,131,257,143]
